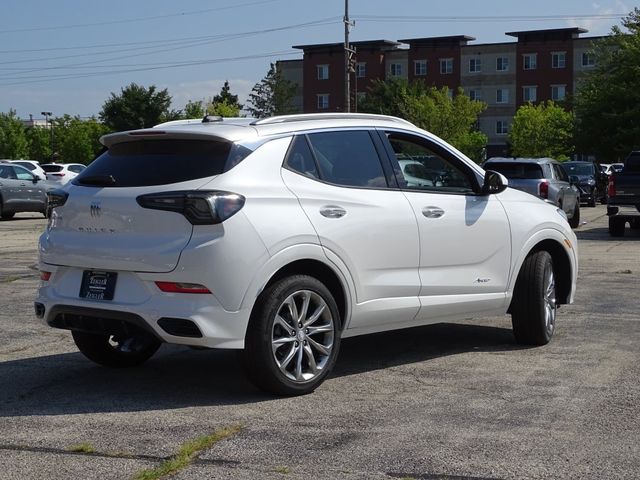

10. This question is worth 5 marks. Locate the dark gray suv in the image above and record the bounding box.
[484,157,581,228]
[0,162,48,219]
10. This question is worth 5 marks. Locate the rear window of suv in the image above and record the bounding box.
[486,162,543,179]
[74,139,253,187]
[42,165,64,173]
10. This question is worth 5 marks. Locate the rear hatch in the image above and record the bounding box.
[40,135,252,273]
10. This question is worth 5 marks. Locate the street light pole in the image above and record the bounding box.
[41,111,53,162]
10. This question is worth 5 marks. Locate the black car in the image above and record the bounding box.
[561,161,608,207]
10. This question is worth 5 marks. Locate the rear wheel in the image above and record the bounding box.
[511,251,557,346]
[588,190,597,207]
[244,275,341,396]
[71,330,161,367]
[568,202,580,228]
[609,217,625,237]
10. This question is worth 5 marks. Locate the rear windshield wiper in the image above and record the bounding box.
[77,175,116,186]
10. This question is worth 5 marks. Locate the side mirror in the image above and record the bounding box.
[32,175,39,183]
[481,170,508,195]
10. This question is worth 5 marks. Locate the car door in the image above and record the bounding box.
[378,130,511,321]
[280,130,421,329]
[13,165,45,209]
[0,164,22,210]
[552,163,578,215]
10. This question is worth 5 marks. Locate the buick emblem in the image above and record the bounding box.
[90,202,101,217]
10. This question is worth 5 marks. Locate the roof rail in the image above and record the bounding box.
[251,113,415,127]
[154,117,256,128]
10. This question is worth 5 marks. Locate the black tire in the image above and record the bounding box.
[568,202,580,229]
[609,217,625,237]
[630,219,640,230]
[588,190,597,207]
[244,275,341,396]
[71,330,161,368]
[600,191,608,205]
[511,251,557,346]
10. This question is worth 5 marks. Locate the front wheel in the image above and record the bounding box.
[588,190,597,207]
[609,217,625,237]
[511,251,557,346]
[71,330,161,367]
[244,275,341,396]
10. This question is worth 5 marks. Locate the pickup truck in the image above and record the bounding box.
[607,151,640,236]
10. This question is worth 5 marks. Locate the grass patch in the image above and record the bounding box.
[67,442,96,454]
[273,466,290,474]
[133,424,243,480]
[0,276,20,284]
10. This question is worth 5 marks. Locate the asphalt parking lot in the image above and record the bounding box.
[1,206,638,480]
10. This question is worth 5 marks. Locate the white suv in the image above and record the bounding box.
[36,114,578,395]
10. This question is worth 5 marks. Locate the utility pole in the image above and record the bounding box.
[344,0,355,112]
[41,111,54,162]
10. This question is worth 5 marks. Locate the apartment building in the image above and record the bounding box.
[278,27,603,158]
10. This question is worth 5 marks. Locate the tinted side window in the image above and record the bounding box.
[555,164,569,182]
[385,132,475,194]
[486,162,543,179]
[306,131,387,188]
[284,135,318,179]
[68,165,85,173]
[0,165,16,179]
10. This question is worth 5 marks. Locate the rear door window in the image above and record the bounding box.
[305,130,387,188]
[74,139,253,187]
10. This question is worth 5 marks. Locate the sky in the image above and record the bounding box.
[0,0,631,120]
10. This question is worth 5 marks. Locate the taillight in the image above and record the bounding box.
[608,174,616,198]
[137,190,245,225]
[539,180,549,199]
[40,271,52,281]
[155,282,211,294]
[47,188,69,209]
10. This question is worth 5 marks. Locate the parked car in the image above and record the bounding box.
[41,163,86,185]
[483,157,581,228]
[0,162,48,219]
[10,160,47,181]
[607,151,640,236]
[562,160,608,207]
[36,114,578,395]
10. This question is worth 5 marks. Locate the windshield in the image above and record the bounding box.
[485,162,543,179]
[563,163,594,175]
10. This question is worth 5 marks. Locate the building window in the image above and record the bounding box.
[469,57,482,73]
[523,86,537,103]
[551,85,566,101]
[469,89,482,101]
[496,88,509,104]
[496,120,509,135]
[390,63,403,76]
[414,59,427,76]
[317,64,329,80]
[496,57,509,72]
[356,62,366,78]
[552,52,566,69]
[523,54,537,70]
[317,94,329,110]
[440,58,453,74]
[582,52,596,67]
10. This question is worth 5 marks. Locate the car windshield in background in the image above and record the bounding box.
[42,165,63,173]
[486,162,543,179]
[74,139,253,187]
[563,163,594,175]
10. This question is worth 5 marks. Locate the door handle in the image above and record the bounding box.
[320,205,346,218]
[422,206,445,218]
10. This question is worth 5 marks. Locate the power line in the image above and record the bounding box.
[0,50,299,86]
[0,0,281,34]
[354,13,626,23]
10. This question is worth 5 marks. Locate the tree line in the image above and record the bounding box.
[1,8,639,165]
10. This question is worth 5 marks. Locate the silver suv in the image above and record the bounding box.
[484,157,581,228]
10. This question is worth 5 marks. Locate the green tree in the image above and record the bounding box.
[207,99,241,118]
[246,63,297,118]
[51,115,110,164]
[509,101,574,160]
[25,125,51,162]
[183,100,206,119]
[359,79,488,162]
[574,8,640,161]
[99,83,173,131]
[0,109,29,159]
[212,80,243,111]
